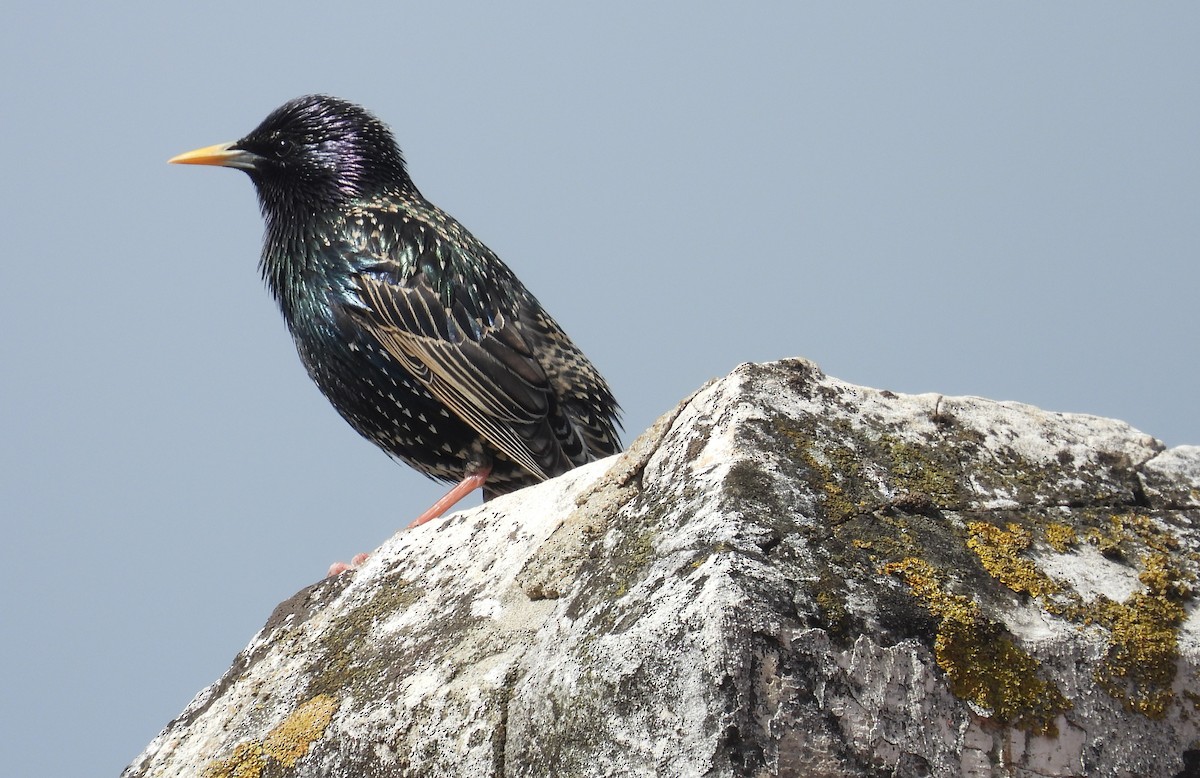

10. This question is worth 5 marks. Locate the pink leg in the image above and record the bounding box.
[325,465,492,577]
[408,465,492,527]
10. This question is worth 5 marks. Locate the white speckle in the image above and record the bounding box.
[470,598,503,619]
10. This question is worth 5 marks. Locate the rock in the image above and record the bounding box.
[123,359,1200,778]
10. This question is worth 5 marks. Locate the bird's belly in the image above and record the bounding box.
[299,333,465,473]
[292,329,537,492]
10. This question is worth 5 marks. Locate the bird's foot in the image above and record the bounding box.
[326,552,370,577]
[325,466,492,577]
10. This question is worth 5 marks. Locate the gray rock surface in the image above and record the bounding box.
[123,359,1200,777]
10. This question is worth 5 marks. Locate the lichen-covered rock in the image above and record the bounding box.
[123,359,1200,778]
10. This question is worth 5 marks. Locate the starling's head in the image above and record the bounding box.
[171,94,413,216]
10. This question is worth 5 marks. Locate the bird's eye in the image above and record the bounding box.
[271,137,297,158]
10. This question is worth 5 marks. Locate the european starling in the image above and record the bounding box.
[171,95,621,569]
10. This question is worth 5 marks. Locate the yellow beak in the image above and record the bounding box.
[169,141,258,169]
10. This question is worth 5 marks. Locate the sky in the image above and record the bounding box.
[2,3,1197,775]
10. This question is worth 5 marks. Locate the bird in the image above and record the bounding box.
[170,94,622,573]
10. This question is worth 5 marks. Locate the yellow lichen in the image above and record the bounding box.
[1043,523,1077,553]
[1085,526,1123,557]
[206,742,266,778]
[205,742,265,778]
[205,694,338,777]
[1122,513,1181,555]
[1094,592,1183,717]
[263,694,338,766]
[1084,513,1180,560]
[1091,552,1189,718]
[1139,551,1192,599]
[879,509,1193,723]
[1046,516,1194,718]
[966,522,1059,598]
[886,440,958,505]
[883,557,1071,734]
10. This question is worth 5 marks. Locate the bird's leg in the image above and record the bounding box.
[408,463,492,527]
[325,462,492,577]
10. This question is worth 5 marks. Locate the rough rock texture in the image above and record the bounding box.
[124,359,1200,778]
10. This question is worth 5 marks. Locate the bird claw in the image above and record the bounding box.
[326,552,371,577]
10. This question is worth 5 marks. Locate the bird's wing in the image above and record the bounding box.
[517,306,624,459]
[344,224,583,481]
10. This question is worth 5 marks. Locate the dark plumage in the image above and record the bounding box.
[171,94,621,531]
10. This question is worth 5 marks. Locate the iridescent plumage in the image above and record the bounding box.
[172,94,621,525]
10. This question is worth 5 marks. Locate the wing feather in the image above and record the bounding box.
[355,271,562,481]
[331,202,611,483]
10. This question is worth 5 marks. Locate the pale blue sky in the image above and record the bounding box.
[2,3,1197,775]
